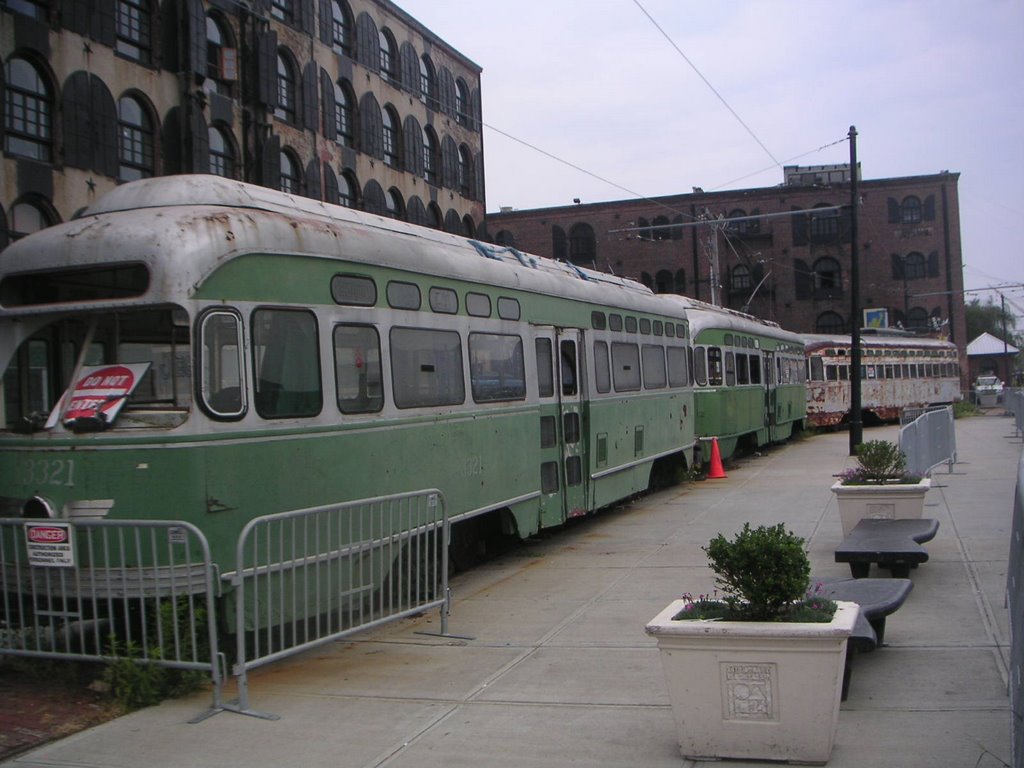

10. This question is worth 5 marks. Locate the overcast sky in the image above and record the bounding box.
[397,0,1024,315]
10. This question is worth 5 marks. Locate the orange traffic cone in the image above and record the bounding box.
[707,437,727,479]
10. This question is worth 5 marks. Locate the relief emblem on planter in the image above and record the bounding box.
[721,662,777,721]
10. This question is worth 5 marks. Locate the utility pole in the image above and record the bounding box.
[701,210,723,306]
[848,125,863,454]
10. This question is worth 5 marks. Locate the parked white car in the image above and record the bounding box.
[975,375,1004,395]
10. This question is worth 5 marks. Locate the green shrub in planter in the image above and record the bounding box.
[702,523,814,621]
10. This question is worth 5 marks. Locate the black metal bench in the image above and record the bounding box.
[834,518,940,579]
[815,576,914,700]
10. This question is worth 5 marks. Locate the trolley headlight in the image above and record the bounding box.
[23,496,57,519]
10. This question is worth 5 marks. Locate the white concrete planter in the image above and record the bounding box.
[831,478,932,537]
[645,599,858,765]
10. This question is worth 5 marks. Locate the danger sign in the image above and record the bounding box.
[62,363,151,427]
[25,522,75,568]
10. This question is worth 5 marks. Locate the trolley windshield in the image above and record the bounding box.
[2,307,191,432]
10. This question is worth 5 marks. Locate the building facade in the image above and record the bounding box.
[488,167,967,356]
[0,0,484,244]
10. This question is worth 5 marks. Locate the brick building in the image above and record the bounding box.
[0,0,483,244]
[488,166,967,356]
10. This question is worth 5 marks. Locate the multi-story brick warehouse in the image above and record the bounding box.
[0,0,483,243]
[487,166,967,356]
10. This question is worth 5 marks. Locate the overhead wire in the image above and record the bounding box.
[631,0,782,171]
[483,2,848,227]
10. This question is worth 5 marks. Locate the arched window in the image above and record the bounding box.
[462,215,476,238]
[331,1,352,56]
[906,307,929,331]
[275,51,297,123]
[385,187,404,219]
[674,269,686,294]
[117,94,154,181]
[378,28,397,81]
[455,78,470,126]
[4,56,52,162]
[568,222,596,267]
[333,79,355,147]
[809,204,839,241]
[652,215,671,241]
[904,252,926,279]
[813,257,841,291]
[280,150,301,194]
[338,170,358,208]
[640,272,654,291]
[423,126,439,184]
[731,264,751,291]
[815,311,845,334]
[655,270,673,293]
[636,217,651,241]
[208,124,236,178]
[382,105,401,167]
[206,13,234,95]
[9,198,55,239]
[427,202,443,230]
[116,0,152,63]
[901,196,922,225]
[494,230,516,247]
[270,0,293,23]
[552,226,567,261]
[419,55,437,108]
[457,144,472,197]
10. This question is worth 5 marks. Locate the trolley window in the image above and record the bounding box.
[593,341,611,393]
[200,310,245,418]
[694,347,708,386]
[591,311,606,330]
[624,316,638,333]
[736,354,749,385]
[667,346,688,387]
[809,357,824,381]
[330,274,376,306]
[536,338,554,398]
[724,351,736,386]
[608,314,623,332]
[390,327,464,408]
[707,347,723,386]
[466,292,491,317]
[497,297,520,320]
[642,344,666,389]
[749,355,761,385]
[611,342,640,392]
[334,324,383,413]
[387,281,421,310]
[469,333,525,402]
[253,308,322,418]
[429,287,458,314]
[560,340,577,396]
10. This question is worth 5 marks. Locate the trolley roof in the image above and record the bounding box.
[0,176,672,317]
[803,333,958,353]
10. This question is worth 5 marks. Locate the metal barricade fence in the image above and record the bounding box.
[1009,450,1024,768]
[898,405,956,477]
[225,489,449,718]
[1008,390,1024,437]
[0,518,223,717]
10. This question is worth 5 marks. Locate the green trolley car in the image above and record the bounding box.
[0,176,698,603]
[671,299,807,461]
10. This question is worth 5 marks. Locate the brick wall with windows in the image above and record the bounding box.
[1,0,485,245]
[488,171,966,362]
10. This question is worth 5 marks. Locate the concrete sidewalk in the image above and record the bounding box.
[5,414,1018,768]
